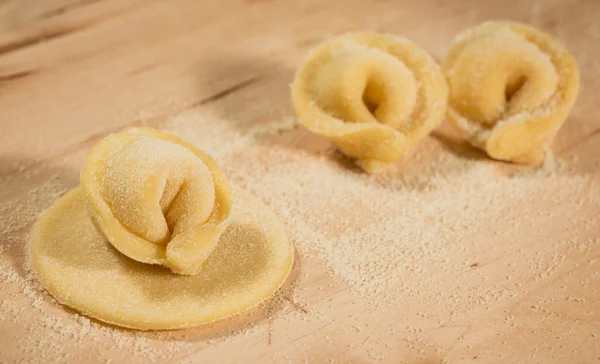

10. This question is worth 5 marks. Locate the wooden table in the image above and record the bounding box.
[1,0,599,363]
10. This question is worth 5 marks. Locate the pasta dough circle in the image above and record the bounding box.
[291,32,448,173]
[81,128,233,275]
[442,21,580,164]
[30,187,294,330]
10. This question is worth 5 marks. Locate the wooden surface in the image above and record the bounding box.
[1,0,600,363]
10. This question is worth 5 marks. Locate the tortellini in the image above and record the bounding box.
[442,21,580,164]
[292,32,448,173]
[30,128,294,330]
[81,127,233,275]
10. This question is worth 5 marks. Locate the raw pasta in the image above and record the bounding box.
[81,127,232,275]
[292,32,448,173]
[442,21,580,164]
[30,128,294,330]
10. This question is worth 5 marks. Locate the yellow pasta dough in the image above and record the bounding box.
[291,32,448,173]
[442,21,580,164]
[81,127,233,276]
[30,128,294,330]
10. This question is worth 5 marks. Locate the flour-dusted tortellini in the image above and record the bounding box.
[81,127,232,275]
[292,32,448,173]
[442,21,580,164]
[30,128,294,330]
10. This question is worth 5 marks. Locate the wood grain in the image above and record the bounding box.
[1,0,600,363]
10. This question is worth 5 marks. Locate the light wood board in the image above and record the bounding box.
[1,0,600,363]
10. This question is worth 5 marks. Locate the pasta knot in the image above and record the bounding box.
[442,21,580,164]
[292,32,448,173]
[81,127,232,275]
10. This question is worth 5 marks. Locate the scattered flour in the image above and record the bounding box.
[0,107,598,362]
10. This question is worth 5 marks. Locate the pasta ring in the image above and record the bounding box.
[442,21,580,164]
[81,127,233,275]
[292,32,448,173]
